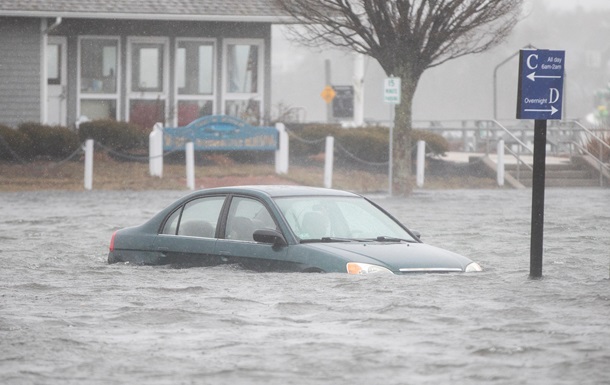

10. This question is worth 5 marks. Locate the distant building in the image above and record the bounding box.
[0,0,289,128]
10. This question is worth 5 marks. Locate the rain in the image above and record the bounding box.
[1,0,609,384]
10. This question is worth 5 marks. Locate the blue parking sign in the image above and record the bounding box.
[516,50,565,120]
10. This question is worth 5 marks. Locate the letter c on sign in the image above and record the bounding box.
[527,54,538,70]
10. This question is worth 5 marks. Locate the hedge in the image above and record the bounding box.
[0,120,450,164]
[18,122,80,160]
[285,123,449,163]
[0,123,81,161]
[78,119,147,151]
[0,124,28,161]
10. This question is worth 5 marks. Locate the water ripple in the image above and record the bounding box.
[0,189,608,385]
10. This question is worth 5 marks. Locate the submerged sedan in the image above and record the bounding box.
[108,185,482,274]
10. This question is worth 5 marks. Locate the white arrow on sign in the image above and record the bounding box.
[526,72,562,82]
[524,106,559,115]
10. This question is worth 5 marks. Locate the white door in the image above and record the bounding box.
[47,36,67,126]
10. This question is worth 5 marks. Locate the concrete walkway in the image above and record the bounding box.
[440,151,570,165]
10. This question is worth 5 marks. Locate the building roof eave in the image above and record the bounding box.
[0,10,296,24]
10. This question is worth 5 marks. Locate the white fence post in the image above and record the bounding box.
[324,136,334,189]
[497,139,505,187]
[84,139,94,190]
[416,140,425,188]
[275,122,289,174]
[149,122,163,177]
[185,142,195,190]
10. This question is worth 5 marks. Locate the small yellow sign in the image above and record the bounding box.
[320,85,336,104]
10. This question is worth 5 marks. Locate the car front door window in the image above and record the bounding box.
[224,197,276,241]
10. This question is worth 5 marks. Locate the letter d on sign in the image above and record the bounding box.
[549,88,559,104]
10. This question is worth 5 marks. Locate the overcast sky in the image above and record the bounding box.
[272,0,610,124]
[542,0,610,10]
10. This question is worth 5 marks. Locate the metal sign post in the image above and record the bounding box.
[384,77,401,196]
[516,49,565,278]
[530,119,547,277]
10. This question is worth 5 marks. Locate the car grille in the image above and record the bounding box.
[398,267,463,273]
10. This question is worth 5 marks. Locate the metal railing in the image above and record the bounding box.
[491,120,533,183]
[570,141,609,187]
[410,118,606,150]
[570,121,610,186]
[570,121,610,155]
[409,118,609,185]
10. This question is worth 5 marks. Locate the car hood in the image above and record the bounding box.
[306,241,472,272]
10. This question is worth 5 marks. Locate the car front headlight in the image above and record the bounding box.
[465,262,483,272]
[347,262,394,275]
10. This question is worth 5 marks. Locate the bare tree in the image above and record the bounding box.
[276,0,523,194]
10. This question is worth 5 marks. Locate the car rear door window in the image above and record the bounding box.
[162,196,225,238]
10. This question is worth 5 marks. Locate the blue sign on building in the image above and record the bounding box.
[516,49,565,120]
[163,115,278,152]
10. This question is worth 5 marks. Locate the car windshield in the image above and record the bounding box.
[274,195,417,242]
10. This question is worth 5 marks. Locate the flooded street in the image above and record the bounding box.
[1,188,608,384]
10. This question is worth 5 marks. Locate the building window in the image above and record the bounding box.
[176,100,213,127]
[227,44,258,93]
[47,43,61,85]
[132,44,164,92]
[177,41,214,95]
[128,37,169,128]
[78,37,120,120]
[81,39,117,93]
[81,100,117,121]
[225,100,260,124]
[223,40,263,125]
[175,39,215,126]
[129,100,166,129]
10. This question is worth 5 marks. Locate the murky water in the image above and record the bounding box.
[1,188,608,385]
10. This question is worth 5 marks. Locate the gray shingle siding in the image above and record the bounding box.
[0,0,289,21]
[0,17,41,127]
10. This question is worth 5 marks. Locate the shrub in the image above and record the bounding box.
[412,129,450,156]
[335,126,390,163]
[585,133,610,162]
[225,150,276,164]
[17,122,80,160]
[285,123,343,158]
[78,119,147,151]
[0,124,31,161]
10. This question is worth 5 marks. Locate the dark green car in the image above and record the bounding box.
[108,185,482,274]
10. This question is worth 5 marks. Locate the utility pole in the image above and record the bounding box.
[325,59,332,123]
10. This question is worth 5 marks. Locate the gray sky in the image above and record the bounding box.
[543,0,610,10]
[271,0,610,124]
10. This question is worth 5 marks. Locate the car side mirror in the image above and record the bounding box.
[412,230,421,239]
[253,229,287,247]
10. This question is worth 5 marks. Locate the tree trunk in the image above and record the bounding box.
[392,71,417,196]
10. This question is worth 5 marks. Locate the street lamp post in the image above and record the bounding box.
[494,44,535,120]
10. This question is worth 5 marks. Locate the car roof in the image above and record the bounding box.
[191,185,361,198]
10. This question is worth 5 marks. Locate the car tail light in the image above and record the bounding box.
[109,231,117,252]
